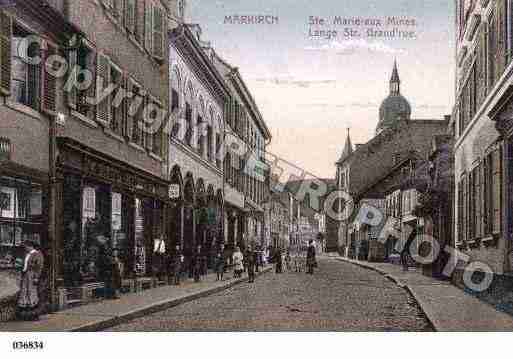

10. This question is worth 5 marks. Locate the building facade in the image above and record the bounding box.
[453,0,513,289]
[0,0,179,313]
[213,53,272,254]
[168,21,229,274]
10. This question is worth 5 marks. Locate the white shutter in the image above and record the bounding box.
[96,53,112,126]
[144,0,153,53]
[0,11,12,96]
[125,0,136,33]
[67,47,78,110]
[152,5,164,60]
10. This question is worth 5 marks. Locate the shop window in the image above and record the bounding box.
[134,197,146,276]
[0,177,44,270]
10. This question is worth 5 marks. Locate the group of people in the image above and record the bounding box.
[274,240,317,275]
[13,238,318,322]
[231,245,260,283]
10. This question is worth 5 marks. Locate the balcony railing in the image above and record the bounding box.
[0,137,11,161]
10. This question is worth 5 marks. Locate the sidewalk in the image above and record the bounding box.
[0,266,272,332]
[332,255,513,331]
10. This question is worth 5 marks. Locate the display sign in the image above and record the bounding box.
[169,184,180,199]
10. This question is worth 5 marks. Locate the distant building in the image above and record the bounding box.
[333,62,449,259]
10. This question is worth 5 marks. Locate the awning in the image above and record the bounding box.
[225,184,245,210]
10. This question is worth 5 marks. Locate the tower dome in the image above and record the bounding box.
[376,61,411,134]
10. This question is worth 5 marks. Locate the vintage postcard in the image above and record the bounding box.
[0,0,511,357]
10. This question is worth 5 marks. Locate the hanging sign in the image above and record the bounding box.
[169,184,180,199]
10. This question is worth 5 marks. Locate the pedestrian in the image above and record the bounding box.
[306,240,316,275]
[215,245,226,281]
[254,247,260,273]
[193,245,203,282]
[246,246,256,283]
[106,248,122,299]
[17,240,44,321]
[285,250,292,271]
[275,248,283,274]
[232,246,244,278]
[401,248,409,271]
[169,245,182,285]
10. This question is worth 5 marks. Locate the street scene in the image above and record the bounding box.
[3,0,513,348]
[108,257,431,332]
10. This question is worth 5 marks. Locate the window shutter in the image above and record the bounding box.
[458,180,464,243]
[135,0,145,42]
[126,77,134,140]
[496,0,506,77]
[96,53,111,126]
[41,41,57,115]
[27,39,41,111]
[144,0,153,54]
[463,174,468,242]
[152,5,164,59]
[85,45,97,119]
[0,11,11,96]
[67,47,78,110]
[125,0,136,34]
[144,95,153,150]
[113,0,123,17]
[492,146,502,234]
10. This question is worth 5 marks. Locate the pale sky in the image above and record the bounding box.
[187,0,455,178]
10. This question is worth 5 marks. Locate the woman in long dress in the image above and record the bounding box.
[232,246,244,278]
[17,240,44,321]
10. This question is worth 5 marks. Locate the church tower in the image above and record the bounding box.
[376,61,411,135]
[390,60,400,95]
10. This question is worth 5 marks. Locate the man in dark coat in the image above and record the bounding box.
[193,245,203,282]
[306,240,316,275]
[246,246,256,283]
[168,245,182,285]
[215,244,226,281]
[275,248,283,274]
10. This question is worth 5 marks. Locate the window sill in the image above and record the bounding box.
[128,142,146,153]
[71,110,98,128]
[104,128,125,143]
[5,100,43,121]
[149,152,163,162]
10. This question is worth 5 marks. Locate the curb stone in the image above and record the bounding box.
[72,266,273,332]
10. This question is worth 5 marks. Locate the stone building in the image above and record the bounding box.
[333,62,449,258]
[452,0,513,292]
[168,21,229,273]
[212,52,272,254]
[1,0,177,313]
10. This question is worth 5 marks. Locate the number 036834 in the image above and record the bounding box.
[12,341,44,350]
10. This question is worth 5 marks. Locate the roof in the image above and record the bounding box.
[337,129,353,164]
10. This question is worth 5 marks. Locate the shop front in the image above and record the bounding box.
[55,138,169,306]
[0,137,49,320]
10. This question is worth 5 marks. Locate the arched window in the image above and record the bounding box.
[185,82,194,146]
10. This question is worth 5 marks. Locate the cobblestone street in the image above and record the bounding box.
[108,258,432,331]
